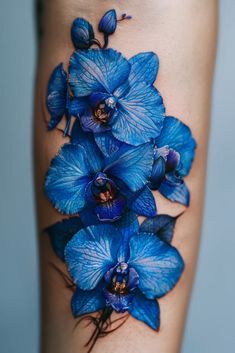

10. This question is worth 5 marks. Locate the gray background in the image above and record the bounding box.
[0,1,234,352]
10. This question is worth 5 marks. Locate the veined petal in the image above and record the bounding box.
[71,282,105,317]
[64,224,121,290]
[159,174,190,206]
[128,52,159,85]
[104,143,154,192]
[129,186,157,218]
[75,131,104,173]
[95,132,122,157]
[129,291,160,330]
[128,233,184,299]
[44,144,92,214]
[47,63,67,130]
[112,82,165,145]
[155,116,196,176]
[69,49,131,97]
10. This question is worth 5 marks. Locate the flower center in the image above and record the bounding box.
[92,173,117,203]
[111,262,129,295]
[94,103,110,123]
[93,97,117,124]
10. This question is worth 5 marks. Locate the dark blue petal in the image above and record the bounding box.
[68,97,88,117]
[69,49,131,97]
[71,282,105,317]
[71,18,94,49]
[44,144,92,214]
[94,132,122,157]
[89,92,110,108]
[98,9,117,35]
[127,267,139,291]
[129,291,160,330]
[129,186,157,218]
[103,288,134,313]
[95,196,127,222]
[47,63,67,130]
[79,204,100,227]
[128,233,184,299]
[128,52,159,85]
[80,110,111,133]
[165,149,180,173]
[140,214,177,244]
[46,217,83,260]
[105,143,154,192]
[159,174,190,206]
[149,157,166,190]
[112,83,165,145]
[155,116,196,176]
[64,224,121,290]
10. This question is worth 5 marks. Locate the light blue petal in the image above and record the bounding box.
[129,291,160,330]
[130,186,157,217]
[159,174,190,206]
[64,224,121,290]
[71,282,105,317]
[104,143,154,192]
[69,49,131,97]
[128,233,184,299]
[155,116,196,176]
[112,82,165,145]
[44,144,92,214]
[94,132,122,157]
[128,52,159,85]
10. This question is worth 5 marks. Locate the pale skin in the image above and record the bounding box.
[34,1,218,352]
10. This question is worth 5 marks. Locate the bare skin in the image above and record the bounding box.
[34,1,218,352]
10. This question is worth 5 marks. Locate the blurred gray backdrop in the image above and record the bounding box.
[0,1,234,352]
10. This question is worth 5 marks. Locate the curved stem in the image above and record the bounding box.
[103,33,109,49]
[91,38,102,48]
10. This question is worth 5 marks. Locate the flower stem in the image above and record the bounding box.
[103,33,109,49]
[91,38,102,48]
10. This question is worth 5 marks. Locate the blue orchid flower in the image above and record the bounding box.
[44,134,156,222]
[68,48,165,148]
[46,64,87,135]
[64,222,184,330]
[149,116,196,206]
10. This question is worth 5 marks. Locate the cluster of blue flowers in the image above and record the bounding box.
[45,9,196,336]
